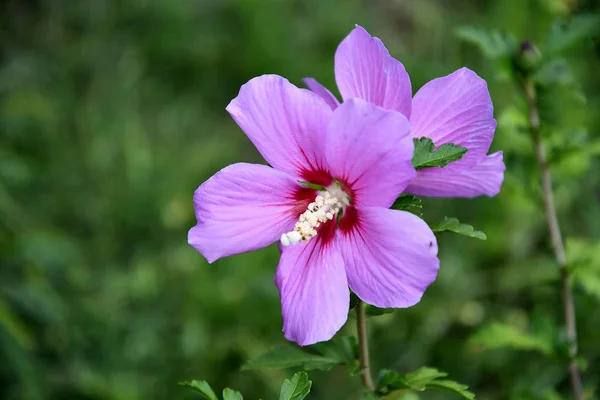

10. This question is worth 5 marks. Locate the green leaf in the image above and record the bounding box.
[426,380,475,399]
[566,238,600,300]
[178,380,219,400]
[391,194,423,216]
[454,26,517,59]
[430,217,486,240]
[545,14,600,57]
[242,345,343,371]
[533,59,574,87]
[365,305,396,317]
[378,368,475,399]
[469,322,554,356]
[223,388,243,400]
[279,372,312,400]
[412,138,468,170]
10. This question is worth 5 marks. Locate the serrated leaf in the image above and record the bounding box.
[430,217,486,240]
[178,380,219,400]
[455,26,517,59]
[545,14,600,57]
[378,368,474,399]
[242,345,343,371]
[412,138,467,170]
[391,194,422,210]
[279,372,312,400]
[391,194,423,216]
[469,322,554,356]
[223,388,243,400]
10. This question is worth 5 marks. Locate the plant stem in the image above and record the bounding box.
[523,79,583,400]
[356,299,375,392]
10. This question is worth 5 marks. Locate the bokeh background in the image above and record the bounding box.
[1,0,599,399]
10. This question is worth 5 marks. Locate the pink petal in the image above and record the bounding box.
[334,25,412,118]
[226,75,333,185]
[325,98,415,208]
[188,163,315,263]
[411,67,497,168]
[303,77,340,110]
[338,206,439,308]
[276,223,349,346]
[406,151,505,198]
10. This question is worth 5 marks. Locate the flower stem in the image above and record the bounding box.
[356,299,375,392]
[523,79,583,400]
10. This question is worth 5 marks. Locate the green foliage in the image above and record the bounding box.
[377,368,475,399]
[391,194,423,216]
[469,322,555,357]
[179,381,219,400]
[243,343,346,371]
[223,388,244,400]
[279,372,312,400]
[544,14,600,57]
[412,138,468,169]
[454,26,517,59]
[566,238,600,300]
[430,217,487,240]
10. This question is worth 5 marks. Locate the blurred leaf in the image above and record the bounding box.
[412,138,468,170]
[533,59,574,86]
[545,14,600,57]
[378,368,475,399]
[469,322,554,356]
[179,380,219,400]
[242,345,343,371]
[279,372,312,400]
[0,298,35,349]
[430,217,487,240]
[455,26,517,59]
[223,388,243,400]
[365,306,397,317]
[566,238,600,300]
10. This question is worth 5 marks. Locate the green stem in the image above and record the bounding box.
[523,79,583,400]
[356,299,375,392]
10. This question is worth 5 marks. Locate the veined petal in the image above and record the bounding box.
[334,25,412,118]
[188,163,315,263]
[325,98,415,208]
[303,77,340,110]
[411,67,497,168]
[226,75,333,184]
[406,151,505,198]
[338,206,439,308]
[276,222,349,346]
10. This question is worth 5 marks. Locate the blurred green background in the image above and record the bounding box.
[1,0,599,399]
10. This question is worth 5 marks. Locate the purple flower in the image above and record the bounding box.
[188,75,439,345]
[304,25,505,198]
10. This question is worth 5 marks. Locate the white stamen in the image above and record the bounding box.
[287,231,302,244]
[280,185,349,246]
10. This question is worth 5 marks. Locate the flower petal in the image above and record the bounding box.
[338,206,439,308]
[334,25,412,118]
[406,151,505,198]
[411,67,497,168]
[325,98,415,208]
[276,224,349,346]
[188,163,315,263]
[303,77,340,110]
[226,75,333,182]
